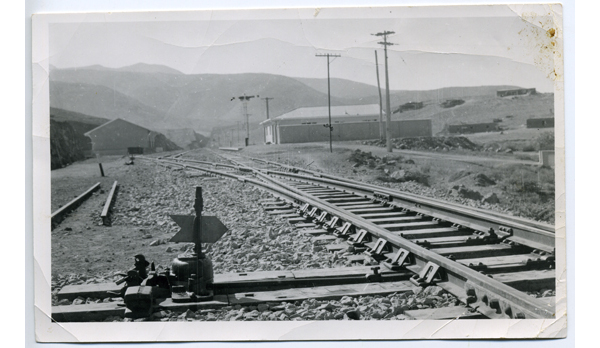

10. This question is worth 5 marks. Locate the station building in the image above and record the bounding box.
[84,118,178,156]
[260,104,432,144]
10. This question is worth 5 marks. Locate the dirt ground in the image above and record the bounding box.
[50,153,336,289]
[238,131,555,224]
[50,132,555,294]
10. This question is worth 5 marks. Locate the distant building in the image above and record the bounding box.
[497,88,537,97]
[84,118,179,156]
[526,117,554,129]
[163,128,204,149]
[440,99,465,108]
[448,123,500,134]
[394,101,424,113]
[260,104,432,144]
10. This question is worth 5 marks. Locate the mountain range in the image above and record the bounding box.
[49,63,533,134]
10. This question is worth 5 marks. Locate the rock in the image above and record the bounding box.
[404,159,415,164]
[542,289,554,297]
[243,310,259,319]
[390,170,406,180]
[165,247,173,253]
[257,303,269,312]
[315,310,329,320]
[372,310,386,319]
[317,303,336,311]
[56,299,70,306]
[179,309,196,319]
[422,296,443,305]
[340,296,354,306]
[482,192,500,204]
[344,310,360,320]
[72,297,85,305]
[152,310,169,319]
[456,185,483,201]
[449,170,471,182]
[473,173,496,187]
[422,286,444,297]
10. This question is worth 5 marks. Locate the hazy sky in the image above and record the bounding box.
[49,6,559,92]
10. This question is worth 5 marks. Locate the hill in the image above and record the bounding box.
[294,77,521,105]
[50,67,366,132]
[50,107,109,126]
[49,64,552,137]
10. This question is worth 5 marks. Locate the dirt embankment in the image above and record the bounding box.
[50,119,92,170]
[362,137,482,152]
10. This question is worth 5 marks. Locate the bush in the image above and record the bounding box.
[537,132,554,150]
[521,143,537,152]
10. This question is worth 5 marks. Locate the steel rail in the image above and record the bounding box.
[138,157,299,204]
[265,171,555,252]
[205,156,554,318]
[143,156,554,318]
[188,153,554,251]
[245,155,554,233]
[249,170,554,319]
[51,182,101,228]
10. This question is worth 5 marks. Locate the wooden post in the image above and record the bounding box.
[375,50,384,142]
[98,163,105,177]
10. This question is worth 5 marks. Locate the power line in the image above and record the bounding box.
[372,30,395,153]
[315,53,341,153]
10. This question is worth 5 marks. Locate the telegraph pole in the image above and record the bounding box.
[231,94,259,147]
[374,50,384,142]
[373,31,395,153]
[316,53,341,153]
[262,97,274,120]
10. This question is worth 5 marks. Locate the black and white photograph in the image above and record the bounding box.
[32,4,566,342]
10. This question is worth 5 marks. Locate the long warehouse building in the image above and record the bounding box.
[260,104,432,144]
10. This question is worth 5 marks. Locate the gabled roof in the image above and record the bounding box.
[84,118,151,136]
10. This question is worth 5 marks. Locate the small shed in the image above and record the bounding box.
[526,118,554,129]
[260,104,432,144]
[84,118,163,156]
[497,88,537,97]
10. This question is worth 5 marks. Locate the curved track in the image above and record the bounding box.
[140,150,556,319]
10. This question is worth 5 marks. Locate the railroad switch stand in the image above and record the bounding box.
[122,186,228,318]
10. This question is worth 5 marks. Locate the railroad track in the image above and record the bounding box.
[136,150,556,319]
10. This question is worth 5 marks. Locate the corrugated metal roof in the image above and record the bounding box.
[274,104,380,120]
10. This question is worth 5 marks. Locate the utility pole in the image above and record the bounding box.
[316,53,341,153]
[231,94,259,147]
[373,31,395,153]
[262,97,274,120]
[374,50,384,142]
